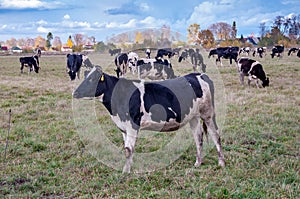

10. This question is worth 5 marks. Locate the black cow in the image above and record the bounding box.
[20,55,40,73]
[288,47,299,56]
[297,49,300,58]
[271,45,284,58]
[137,58,175,80]
[66,54,87,80]
[109,48,121,56]
[208,46,239,66]
[252,47,266,58]
[73,66,225,173]
[238,57,269,88]
[156,48,175,59]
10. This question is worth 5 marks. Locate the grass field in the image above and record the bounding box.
[0,51,299,198]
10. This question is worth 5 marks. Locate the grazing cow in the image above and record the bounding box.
[73,66,225,173]
[239,47,251,56]
[137,58,175,80]
[252,47,266,58]
[66,54,87,80]
[288,47,299,56]
[238,57,269,88]
[190,49,206,72]
[208,46,239,66]
[19,55,40,73]
[109,48,121,56]
[114,53,129,78]
[271,45,284,58]
[178,49,188,62]
[156,48,175,59]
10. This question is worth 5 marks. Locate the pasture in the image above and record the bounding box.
[0,51,299,198]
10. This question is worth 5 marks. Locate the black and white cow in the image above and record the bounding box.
[109,48,121,56]
[239,47,251,56]
[19,55,40,73]
[297,49,300,58]
[287,47,299,56]
[252,47,266,58]
[208,46,239,66]
[271,45,284,58]
[127,52,139,74]
[73,66,225,173]
[238,57,269,88]
[178,49,188,62]
[145,48,151,59]
[190,49,206,72]
[114,53,129,78]
[66,54,87,80]
[137,58,175,80]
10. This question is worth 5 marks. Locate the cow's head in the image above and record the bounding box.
[33,55,40,73]
[73,65,105,99]
[262,77,269,87]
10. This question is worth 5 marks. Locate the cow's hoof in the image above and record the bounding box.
[194,160,202,167]
[218,159,225,168]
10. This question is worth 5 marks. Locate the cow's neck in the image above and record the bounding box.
[101,73,119,115]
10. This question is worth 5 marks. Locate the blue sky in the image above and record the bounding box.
[0,0,299,44]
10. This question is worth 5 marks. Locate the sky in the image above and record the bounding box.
[0,0,299,44]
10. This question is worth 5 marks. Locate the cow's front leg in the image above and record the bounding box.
[239,73,245,86]
[123,129,138,173]
[77,69,80,80]
[189,118,203,167]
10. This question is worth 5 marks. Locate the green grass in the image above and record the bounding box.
[0,52,299,198]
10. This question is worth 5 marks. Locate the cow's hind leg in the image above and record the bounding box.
[189,118,204,167]
[20,63,24,73]
[203,117,225,167]
[123,129,138,173]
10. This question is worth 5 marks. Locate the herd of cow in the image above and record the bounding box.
[18,45,298,173]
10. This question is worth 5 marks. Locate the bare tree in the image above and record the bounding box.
[208,22,232,40]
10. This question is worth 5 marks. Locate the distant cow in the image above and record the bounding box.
[238,57,269,88]
[20,55,40,73]
[288,48,299,56]
[109,48,121,56]
[145,48,151,59]
[271,45,284,58]
[73,66,225,173]
[114,53,128,78]
[208,46,239,66]
[190,49,206,72]
[178,49,188,62]
[66,54,87,80]
[252,47,266,58]
[297,49,300,58]
[137,58,175,80]
[156,48,175,59]
[128,52,139,74]
[239,47,251,56]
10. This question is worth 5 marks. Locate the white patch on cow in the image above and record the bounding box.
[168,107,177,117]
[111,114,132,132]
[248,61,259,75]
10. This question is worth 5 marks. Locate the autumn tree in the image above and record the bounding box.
[67,35,73,48]
[208,22,232,40]
[187,23,200,44]
[135,31,143,44]
[6,38,17,47]
[35,35,46,48]
[52,36,62,51]
[198,29,215,49]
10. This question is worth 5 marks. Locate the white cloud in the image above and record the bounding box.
[0,0,63,9]
[106,19,137,29]
[37,26,50,33]
[63,14,70,20]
